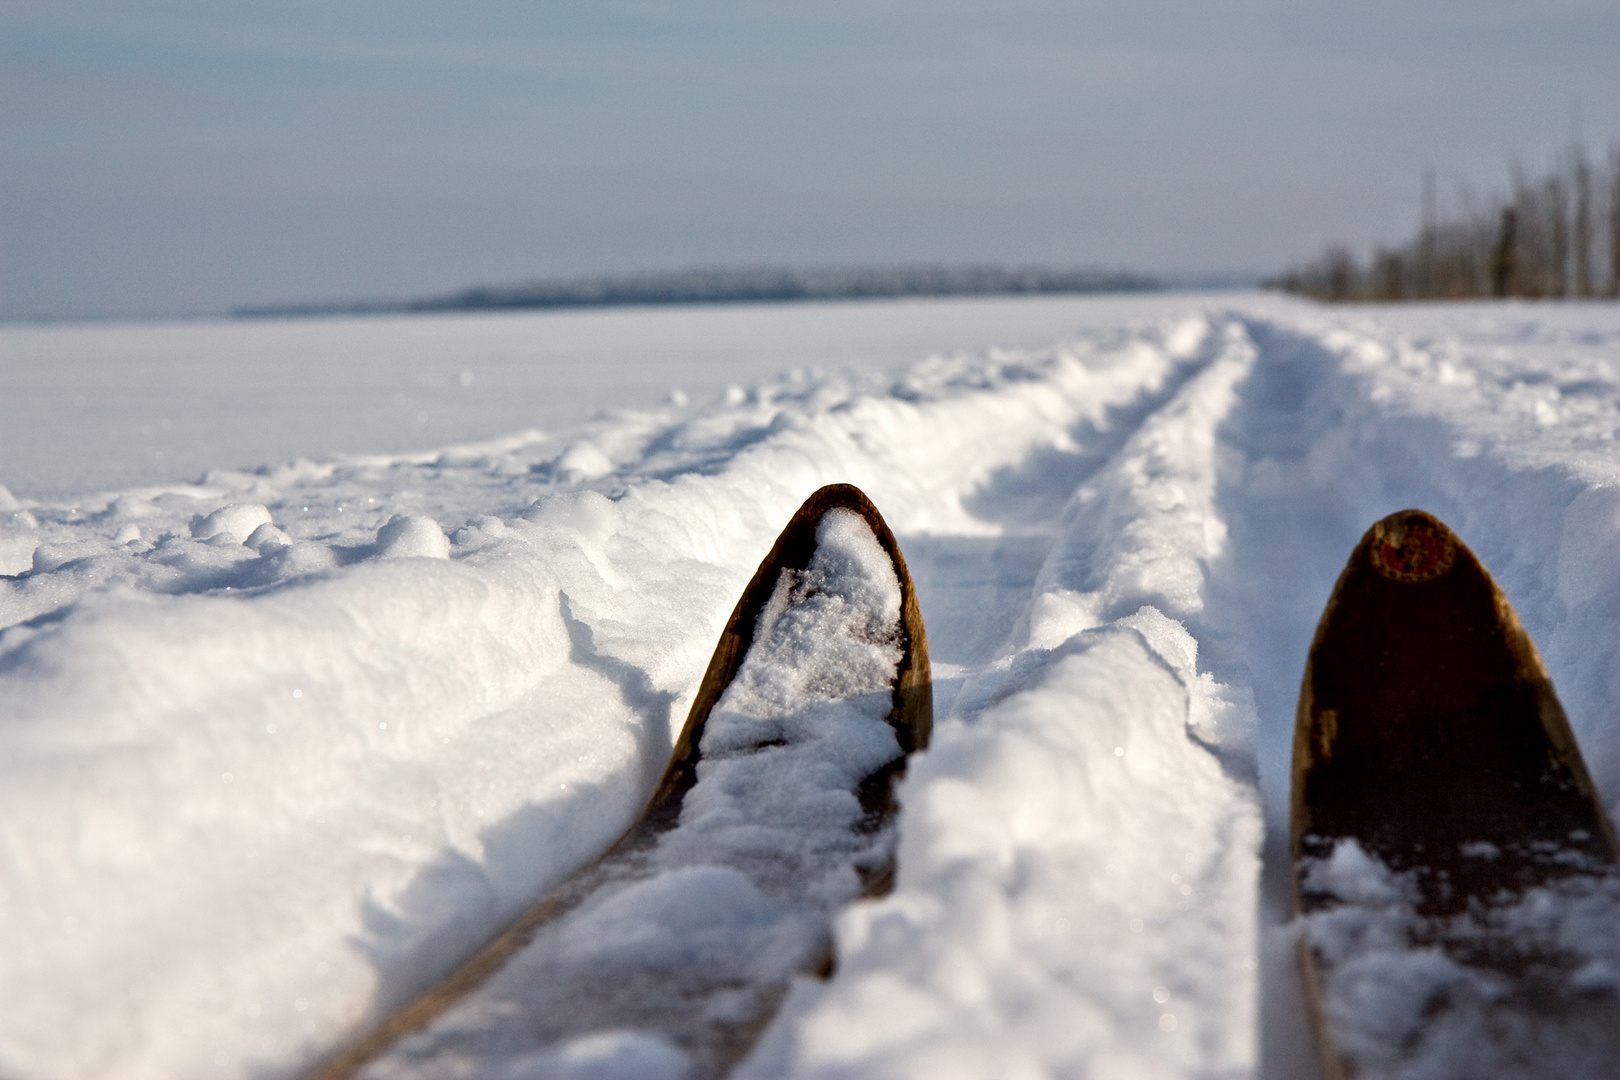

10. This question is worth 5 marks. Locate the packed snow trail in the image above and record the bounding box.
[0,296,1617,1078]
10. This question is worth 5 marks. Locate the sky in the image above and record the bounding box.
[2,1,1617,320]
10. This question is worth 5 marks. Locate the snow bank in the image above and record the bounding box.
[0,544,660,1077]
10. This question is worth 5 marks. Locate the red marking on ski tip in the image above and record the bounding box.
[1369,512,1456,583]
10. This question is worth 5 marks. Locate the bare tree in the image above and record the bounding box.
[1610,143,1620,298]
[1416,167,1437,297]
[1375,249,1405,301]
[1546,171,1570,298]
[1271,139,1617,303]
[1493,207,1517,298]
[1573,147,1593,297]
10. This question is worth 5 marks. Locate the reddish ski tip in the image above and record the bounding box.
[1365,509,1457,583]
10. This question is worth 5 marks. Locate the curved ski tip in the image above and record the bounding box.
[794,482,888,525]
[801,482,891,508]
[1361,508,1460,584]
[771,484,932,753]
[655,482,933,813]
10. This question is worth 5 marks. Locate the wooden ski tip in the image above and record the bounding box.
[1363,508,1457,583]
[658,482,933,813]
[653,482,931,902]
[1291,507,1616,880]
[1291,508,1620,1079]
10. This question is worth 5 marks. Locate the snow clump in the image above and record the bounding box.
[191,502,274,543]
[375,515,451,559]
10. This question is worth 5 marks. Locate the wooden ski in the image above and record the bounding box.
[1293,509,1620,1078]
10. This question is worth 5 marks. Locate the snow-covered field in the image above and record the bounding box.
[1,292,1617,1079]
[0,297,1137,502]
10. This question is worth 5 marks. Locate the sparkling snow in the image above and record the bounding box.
[1,293,1618,1079]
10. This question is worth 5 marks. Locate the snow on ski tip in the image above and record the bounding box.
[0,296,1618,1078]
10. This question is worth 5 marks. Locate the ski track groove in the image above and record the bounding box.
[1,300,1618,1079]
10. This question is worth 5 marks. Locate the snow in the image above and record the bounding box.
[0,295,1167,502]
[495,1030,693,1080]
[1,293,1618,1079]
[745,607,1259,1079]
[1298,838,1620,1079]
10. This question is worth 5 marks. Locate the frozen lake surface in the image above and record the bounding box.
[1,292,1617,1079]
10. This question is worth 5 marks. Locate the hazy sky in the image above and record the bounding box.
[3,1,1617,319]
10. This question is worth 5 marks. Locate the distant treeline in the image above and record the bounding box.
[236,265,1160,318]
[1272,142,1620,302]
